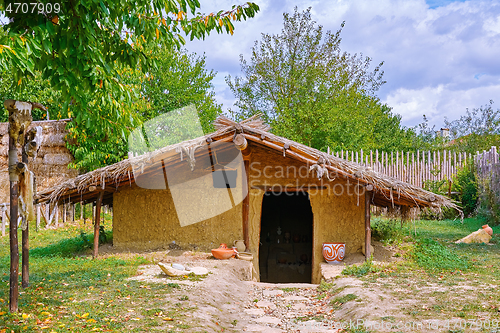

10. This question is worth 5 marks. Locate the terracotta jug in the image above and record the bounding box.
[233,240,246,253]
[482,225,493,236]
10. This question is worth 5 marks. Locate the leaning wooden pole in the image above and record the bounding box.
[93,192,104,259]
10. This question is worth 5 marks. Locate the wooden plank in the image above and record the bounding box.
[93,192,104,259]
[1,209,6,237]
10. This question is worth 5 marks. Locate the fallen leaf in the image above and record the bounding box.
[163,317,173,321]
[82,313,90,318]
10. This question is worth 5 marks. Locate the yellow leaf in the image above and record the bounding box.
[22,313,30,319]
[87,319,96,323]
[163,317,173,321]
[177,11,183,20]
[219,18,223,26]
[156,28,159,39]
[41,312,51,316]
[82,313,89,318]
[0,311,6,315]
[18,78,22,85]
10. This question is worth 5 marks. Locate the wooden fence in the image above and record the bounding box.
[329,148,472,188]
[475,146,499,179]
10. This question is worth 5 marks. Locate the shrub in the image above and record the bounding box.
[371,218,402,243]
[410,238,470,272]
[452,163,478,217]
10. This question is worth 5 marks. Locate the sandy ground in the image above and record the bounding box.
[106,243,403,333]
[100,243,478,332]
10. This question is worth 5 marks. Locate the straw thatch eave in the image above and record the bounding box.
[35,115,459,212]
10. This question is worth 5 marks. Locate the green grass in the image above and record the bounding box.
[0,221,188,332]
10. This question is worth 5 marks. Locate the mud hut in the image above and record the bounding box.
[36,116,456,283]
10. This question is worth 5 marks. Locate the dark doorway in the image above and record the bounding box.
[259,191,313,283]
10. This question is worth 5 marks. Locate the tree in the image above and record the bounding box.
[0,0,259,312]
[227,7,411,152]
[444,100,500,154]
[0,0,259,167]
[69,48,223,170]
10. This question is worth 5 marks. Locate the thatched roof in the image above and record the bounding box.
[36,115,458,211]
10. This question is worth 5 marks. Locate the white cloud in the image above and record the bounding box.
[385,83,500,127]
[183,0,500,129]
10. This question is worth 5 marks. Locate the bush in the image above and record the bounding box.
[410,238,470,272]
[371,217,402,243]
[452,163,478,217]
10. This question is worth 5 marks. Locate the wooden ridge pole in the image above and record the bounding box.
[93,192,104,259]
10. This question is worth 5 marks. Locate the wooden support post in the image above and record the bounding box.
[93,192,104,259]
[83,203,86,224]
[63,203,67,224]
[242,159,250,252]
[365,190,372,261]
[55,205,59,228]
[2,208,6,237]
[8,136,19,312]
[36,204,40,231]
[72,204,75,222]
[80,202,83,221]
[234,134,251,252]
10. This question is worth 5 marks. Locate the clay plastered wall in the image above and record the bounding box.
[113,185,243,251]
[0,120,78,203]
[310,188,365,283]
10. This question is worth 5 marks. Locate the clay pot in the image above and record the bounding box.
[212,245,235,260]
[322,243,345,264]
[482,224,493,236]
[233,240,246,253]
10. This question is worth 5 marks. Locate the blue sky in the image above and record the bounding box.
[183,0,500,129]
[1,0,499,129]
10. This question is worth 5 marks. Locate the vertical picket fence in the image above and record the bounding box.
[330,148,471,187]
[475,146,499,179]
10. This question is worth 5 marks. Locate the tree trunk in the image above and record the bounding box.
[9,136,19,312]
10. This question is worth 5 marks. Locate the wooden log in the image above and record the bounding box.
[233,134,248,151]
[365,190,372,260]
[93,192,104,259]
